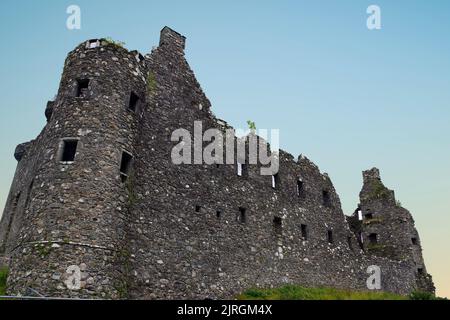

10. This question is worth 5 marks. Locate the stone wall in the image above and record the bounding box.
[0,255,8,269]
[0,27,434,299]
[353,168,434,293]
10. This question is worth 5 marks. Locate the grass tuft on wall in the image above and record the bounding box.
[0,267,8,296]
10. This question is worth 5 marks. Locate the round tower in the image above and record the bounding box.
[6,39,148,298]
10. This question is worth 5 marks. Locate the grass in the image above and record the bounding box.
[103,37,126,48]
[409,291,447,300]
[361,179,391,201]
[0,267,8,296]
[237,285,443,300]
[366,243,386,251]
[371,180,389,198]
[363,217,384,225]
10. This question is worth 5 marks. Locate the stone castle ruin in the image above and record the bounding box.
[0,27,434,299]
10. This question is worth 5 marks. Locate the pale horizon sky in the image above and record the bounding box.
[0,0,449,297]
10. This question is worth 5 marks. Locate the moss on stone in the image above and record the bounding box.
[114,249,131,299]
[35,244,52,257]
[126,173,137,206]
[114,280,129,299]
[366,243,386,251]
[147,72,157,96]
[363,217,384,225]
[364,179,391,201]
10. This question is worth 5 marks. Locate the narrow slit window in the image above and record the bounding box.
[411,237,418,245]
[12,192,21,208]
[195,205,201,213]
[322,190,331,207]
[297,179,303,196]
[327,230,333,244]
[368,233,378,245]
[357,209,363,221]
[128,92,140,112]
[272,173,280,189]
[347,236,353,251]
[273,216,282,235]
[365,213,373,220]
[237,162,243,176]
[60,139,78,162]
[417,268,424,275]
[238,207,246,223]
[216,210,222,219]
[120,151,133,182]
[76,79,89,98]
[301,224,308,240]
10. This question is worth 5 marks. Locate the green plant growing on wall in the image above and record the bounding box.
[396,200,402,207]
[114,280,129,299]
[247,120,256,132]
[114,249,132,299]
[363,217,384,225]
[147,72,157,96]
[367,179,390,200]
[366,243,386,252]
[103,37,126,48]
[126,172,137,206]
[35,243,51,257]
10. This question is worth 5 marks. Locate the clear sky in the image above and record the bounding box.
[0,0,449,297]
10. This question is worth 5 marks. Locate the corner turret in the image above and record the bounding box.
[357,168,434,293]
[360,168,396,205]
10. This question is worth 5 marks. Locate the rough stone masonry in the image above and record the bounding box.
[0,27,434,299]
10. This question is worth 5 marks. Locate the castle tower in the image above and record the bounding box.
[357,168,434,293]
[0,38,148,298]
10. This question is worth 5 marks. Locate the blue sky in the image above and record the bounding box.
[0,0,449,296]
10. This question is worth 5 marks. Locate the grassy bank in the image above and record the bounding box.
[0,267,8,296]
[238,285,443,300]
